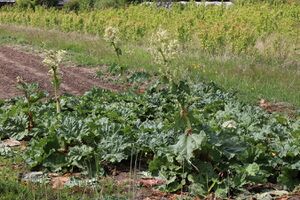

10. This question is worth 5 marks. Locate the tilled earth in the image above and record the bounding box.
[0,46,122,99]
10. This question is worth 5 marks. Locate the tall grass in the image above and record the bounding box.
[0,3,299,60]
[0,24,299,107]
[0,2,299,106]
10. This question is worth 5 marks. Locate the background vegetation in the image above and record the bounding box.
[0,2,299,106]
[0,1,300,199]
[1,3,299,54]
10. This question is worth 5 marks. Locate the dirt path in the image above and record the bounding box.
[0,46,122,99]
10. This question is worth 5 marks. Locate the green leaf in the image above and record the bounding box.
[67,145,94,170]
[245,163,260,176]
[172,131,206,162]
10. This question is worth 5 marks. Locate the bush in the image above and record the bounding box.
[36,0,58,7]
[93,0,127,9]
[78,0,95,10]
[64,0,80,12]
[234,0,300,5]
[16,0,36,9]
[64,0,129,11]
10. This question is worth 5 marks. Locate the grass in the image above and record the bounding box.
[0,24,299,107]
[0,153,128,200]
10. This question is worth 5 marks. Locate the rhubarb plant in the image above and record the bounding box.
[43,50,66,114]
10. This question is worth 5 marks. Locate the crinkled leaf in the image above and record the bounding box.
[172,131,206,162]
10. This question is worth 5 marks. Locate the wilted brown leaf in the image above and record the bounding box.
[2,138,21,147]
[51,176,70,189]
[138,178,165,187]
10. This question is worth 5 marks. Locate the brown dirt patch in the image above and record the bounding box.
[259,99,298,118]
[0,46,122,99]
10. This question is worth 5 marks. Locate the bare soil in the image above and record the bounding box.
[0,46,122,99]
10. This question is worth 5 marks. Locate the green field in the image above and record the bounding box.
[0,1,300,199]
[0,2,299,106]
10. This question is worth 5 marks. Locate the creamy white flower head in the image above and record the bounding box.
[104,26,120,44]
[149,28,180,65]
[155,28,169,42]
[43,50,66,74]
[43,57,56,68]
[16,76,22,83]
[222,120,237,129]
[56,50,66,64]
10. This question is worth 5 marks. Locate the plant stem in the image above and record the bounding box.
[28,111,34,131]
[23,86,34,131]
[111,42,120,61]
[181,105,192,135]
[158,48,168,65]
[52,66,61,113]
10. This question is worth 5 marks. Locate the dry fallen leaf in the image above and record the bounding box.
[20,141,27,151]
[276,197,288,200]
[51,176,70,189]
[138,178,165,187]
[2,138,21,147]
[259,99,296,117]
[194,196,201,200]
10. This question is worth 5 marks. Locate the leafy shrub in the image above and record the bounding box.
[64,0,80,12]
[36,0,58,7]
[77,0,95,10]
[234,0,300,5]
[16,0,36,9]
[1,79,300,197]
[0,3,298,59]
[93,0,127,9]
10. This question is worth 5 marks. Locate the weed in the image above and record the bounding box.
[104,26,122,61]
[43,50,66,114]
[16,77,45,131]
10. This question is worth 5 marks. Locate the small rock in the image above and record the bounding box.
[255,193,272,200]
[270,190,289,196]
[21,171,46,183]
[48,173,60,177]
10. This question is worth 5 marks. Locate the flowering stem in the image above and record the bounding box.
[23,87,34,131]
[111,41,121,61]
[180,105,192,135]
[51,66,61,114]
[158,48,168,65]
